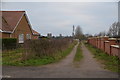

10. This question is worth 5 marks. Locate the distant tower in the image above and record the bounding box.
[59,34,62,38]
[72,25,75,37]
[47,33,52,38]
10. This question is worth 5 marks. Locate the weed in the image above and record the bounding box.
[2,39,77,66]
[74,43,83,62]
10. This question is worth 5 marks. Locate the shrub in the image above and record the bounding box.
[2,38,17,50]
[23,38,72,60]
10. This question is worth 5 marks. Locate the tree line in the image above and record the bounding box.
[97,22,120,38]
[74,21,120,40]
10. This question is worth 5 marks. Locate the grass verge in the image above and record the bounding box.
[2,41,77,66]
[85,43,120,72]
[2,48,24,65]
[74,43,83,62]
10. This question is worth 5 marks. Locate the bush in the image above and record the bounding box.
[23,38,72,60]
[2,39,76,66]
[2,38,17,50]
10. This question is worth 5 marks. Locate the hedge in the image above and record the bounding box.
[1,38,17,50]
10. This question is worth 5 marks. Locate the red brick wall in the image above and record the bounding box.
[105,41,110,55]
[111,46,119,56]
[101,37,109,51]
[12,15,33,42]
[101,40,104,51]
[104,40,116,55]
[2,33,10,38]
[87,37,119,58]
[98,38,101,49]
[33,35,39,39]
[96,38,99,48]
[95,38,97,47]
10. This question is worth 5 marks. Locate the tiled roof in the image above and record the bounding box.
[1,11,40,35]
[1,11,25,32]
[32,29,40,35]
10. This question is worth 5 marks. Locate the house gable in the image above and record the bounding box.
[11,14,33,40]
[1,11,40,41]
[1,11,25,32]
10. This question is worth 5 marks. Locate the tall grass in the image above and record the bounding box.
[19,41,76,66]
[23,38,73,60]
[2,38,77,66]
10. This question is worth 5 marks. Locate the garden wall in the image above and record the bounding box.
[88,37,119,58]
[111,45,119,56]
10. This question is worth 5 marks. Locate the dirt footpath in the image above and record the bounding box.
[2,42,118,78]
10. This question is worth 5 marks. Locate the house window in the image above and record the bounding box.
[19,34,24,43]
[26,34,31,39]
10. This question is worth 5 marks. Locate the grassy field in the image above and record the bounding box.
[74,42,83,62]
[85,43,120,72]
[2,41,77,66]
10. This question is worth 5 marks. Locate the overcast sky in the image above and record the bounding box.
[2,2,118,36]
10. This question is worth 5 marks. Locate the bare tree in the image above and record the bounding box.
[75,25,83,40]
[116,22,120,37]
[98,31,106,36]
[107,22,120,38]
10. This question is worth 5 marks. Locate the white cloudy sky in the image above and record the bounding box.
[2,2,118,36]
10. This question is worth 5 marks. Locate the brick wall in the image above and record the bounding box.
[98,37,101,49]
[101,37,109,51]
[103,39,116,55]
[111,45,119,56]
[12,15,33,42]
[2,33,10,38]
[104,41,110,55]
[87,37,119,58]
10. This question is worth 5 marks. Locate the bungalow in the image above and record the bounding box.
[0,11,40,43]
[32,29,40,39]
